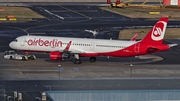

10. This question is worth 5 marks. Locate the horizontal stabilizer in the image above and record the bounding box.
[168,44,177,47]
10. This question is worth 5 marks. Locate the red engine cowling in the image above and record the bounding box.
[49,51,63,60]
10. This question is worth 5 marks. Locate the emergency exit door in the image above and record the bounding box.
[21,38,26,46]
[90,42,95,50]
[134,43,140,53]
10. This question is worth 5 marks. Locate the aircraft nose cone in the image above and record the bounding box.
[9,42,14,49]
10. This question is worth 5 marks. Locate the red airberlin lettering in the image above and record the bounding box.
[27,38,62,47]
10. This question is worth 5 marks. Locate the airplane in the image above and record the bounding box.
[9,17,177,64]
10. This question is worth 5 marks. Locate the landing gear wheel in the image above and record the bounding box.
[74,59,82,64]
[89,57,96,62]
[30,55,36,60]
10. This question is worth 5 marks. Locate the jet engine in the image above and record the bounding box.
[50,51,63,60]
[49,51,70,60]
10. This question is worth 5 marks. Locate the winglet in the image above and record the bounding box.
[131,32,138,41]
[168,44,177,47]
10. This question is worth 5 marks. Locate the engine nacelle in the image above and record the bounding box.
[49,51,71,60]
[49,51,63,60]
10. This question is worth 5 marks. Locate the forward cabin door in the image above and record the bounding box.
[21,37,26,46]
[134,43,140,53]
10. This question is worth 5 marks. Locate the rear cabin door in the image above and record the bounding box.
[134,43,140,53]
[90,42,95,50]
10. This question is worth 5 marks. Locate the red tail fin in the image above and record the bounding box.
[140,17,168,44]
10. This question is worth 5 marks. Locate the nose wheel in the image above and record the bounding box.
[89,57,96,62]
[28,55,36,60]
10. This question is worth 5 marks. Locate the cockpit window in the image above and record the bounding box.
[14,39,18,42]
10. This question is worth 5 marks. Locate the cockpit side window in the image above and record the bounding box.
[14,39,18,42]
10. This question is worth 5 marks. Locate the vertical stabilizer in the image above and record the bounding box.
[140,17,168,44]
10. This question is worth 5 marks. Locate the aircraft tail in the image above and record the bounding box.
[140,17,168,44]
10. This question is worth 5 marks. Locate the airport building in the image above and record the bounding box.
[47,90,180,101]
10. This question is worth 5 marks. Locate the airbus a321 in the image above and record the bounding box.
[9,17,177,64]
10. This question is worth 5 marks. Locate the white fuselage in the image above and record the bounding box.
[9,35,137,54]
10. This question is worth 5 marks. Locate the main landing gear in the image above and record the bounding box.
[73,54,97,64]
[74,54,82,64]
[74,59,82,64]
[89,57,96,62]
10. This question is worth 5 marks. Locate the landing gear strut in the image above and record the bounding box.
[74,54,82,64]
[74,59,82,64]
[89,57,96,62]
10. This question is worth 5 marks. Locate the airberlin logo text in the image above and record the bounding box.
[151,21,167,41]
[153,27,162,37]
[27,38,62,47]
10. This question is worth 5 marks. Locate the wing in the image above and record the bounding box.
[57,41,86,54]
